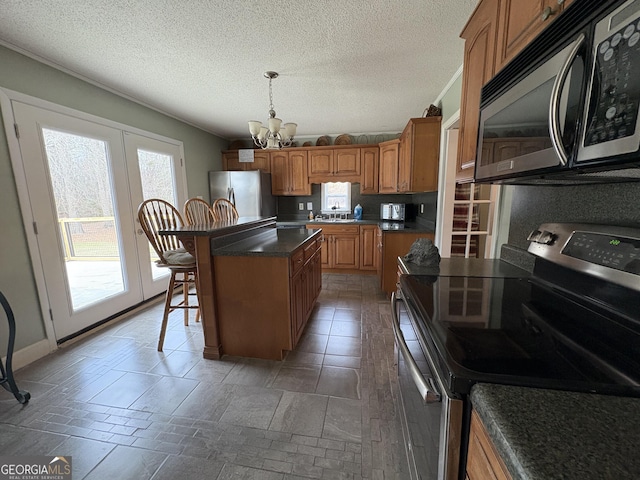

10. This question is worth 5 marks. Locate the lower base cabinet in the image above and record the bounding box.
[360,225,378,271]
[466,410,512,480]
[377,228,435,295]
[213,234,321,360]
[307,224,361,272]
[291,238,322,343]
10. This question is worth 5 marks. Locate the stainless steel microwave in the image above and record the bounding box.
[475,0,640,184]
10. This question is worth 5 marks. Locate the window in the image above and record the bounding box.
[321,182,351,214]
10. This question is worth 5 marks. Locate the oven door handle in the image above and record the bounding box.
[549,32,585,166]
[391,293,442,403]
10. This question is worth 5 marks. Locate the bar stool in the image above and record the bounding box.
[212,198,239,222]
[184,197,216,224]
[137,198,200,351]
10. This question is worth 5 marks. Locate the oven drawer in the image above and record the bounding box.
[391,293,464,480]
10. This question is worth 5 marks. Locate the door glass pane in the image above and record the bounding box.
[42,128,125,311]
[137,149,176,280]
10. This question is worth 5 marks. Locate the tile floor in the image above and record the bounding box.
[0,274,409,479]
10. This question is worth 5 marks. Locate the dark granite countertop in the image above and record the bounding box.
[398,257,532,277]
[212,227,321,257]
[471,383,640,479]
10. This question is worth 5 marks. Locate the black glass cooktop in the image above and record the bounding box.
[400,273,640,397]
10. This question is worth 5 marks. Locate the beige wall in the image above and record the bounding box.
[0,45,227,356]
[438,72,463,125]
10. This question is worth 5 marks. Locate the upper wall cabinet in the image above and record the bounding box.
[360,147,380,194]
[270,150,311,196]
[457,0,500,183]
[221,144,379,195]
[379,117,441,193]
[495,0,573,71]
[308,147,361,181]
[378,139,400,194]
[398,117,441,193]
[457,0,572,183]
[222,150,271,173]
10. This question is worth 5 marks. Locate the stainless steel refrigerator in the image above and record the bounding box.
[208,171,276,217]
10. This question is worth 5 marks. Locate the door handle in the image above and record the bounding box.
[391,293,441,403]
[137,228,144,235]
[549,33,585,167]
[541,6,556,21]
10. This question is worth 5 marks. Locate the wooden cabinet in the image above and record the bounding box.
[377,228,435,295]
[496,0,573,72]
[398,117,441,192]
[457,0,572,182]
[223,144,378,195]
[270,150,311,196]
[360,146,379,194]
[359,225,378,271]
[378,118,441,193]
[457,0,500,183]
[222,150,270,172]
[466,409,512,480]
[291,238,322,343]
[308,148,361,180]
[308,224,360,272]
[378,139,400,193]
[213,232,321,360]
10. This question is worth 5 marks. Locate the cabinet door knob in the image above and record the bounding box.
[541,6,556,21]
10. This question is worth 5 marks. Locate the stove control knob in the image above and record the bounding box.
[539,230,556,245]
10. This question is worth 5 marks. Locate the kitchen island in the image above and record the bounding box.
[160,217,322,360]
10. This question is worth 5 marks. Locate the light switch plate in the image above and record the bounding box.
[306,202,313,210]
[298,203,304,210]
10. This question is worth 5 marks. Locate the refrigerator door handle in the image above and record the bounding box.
[229,187,236,205]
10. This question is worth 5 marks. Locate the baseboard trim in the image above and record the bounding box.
[3,295,165,371]
[2,339,52,372]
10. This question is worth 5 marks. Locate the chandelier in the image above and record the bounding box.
[248,71,297,149]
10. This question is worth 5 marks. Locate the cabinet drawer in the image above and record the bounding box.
[320,225,360,235]
[290,249,305,275]
[304,239,319,260]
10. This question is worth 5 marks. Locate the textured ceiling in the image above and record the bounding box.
[0,0,477,140]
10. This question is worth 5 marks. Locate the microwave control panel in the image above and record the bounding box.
[584,15,640,147]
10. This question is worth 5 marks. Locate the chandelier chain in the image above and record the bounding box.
[268,77,274,113]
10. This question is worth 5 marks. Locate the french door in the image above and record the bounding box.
[12,101,186,340]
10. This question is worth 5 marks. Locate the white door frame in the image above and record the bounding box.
[435,109,509,259]
[435,110,461,253]
[0,87,188,351]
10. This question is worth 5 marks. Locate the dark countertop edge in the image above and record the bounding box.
[471,383,640,480]
[159,216,276,236]
[277,219,435,233]
[278,219,378,226]
[212,228,321,257]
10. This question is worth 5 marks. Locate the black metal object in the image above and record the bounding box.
[0,291,31,404]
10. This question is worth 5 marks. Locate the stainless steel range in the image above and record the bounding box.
[392,223,640,479]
